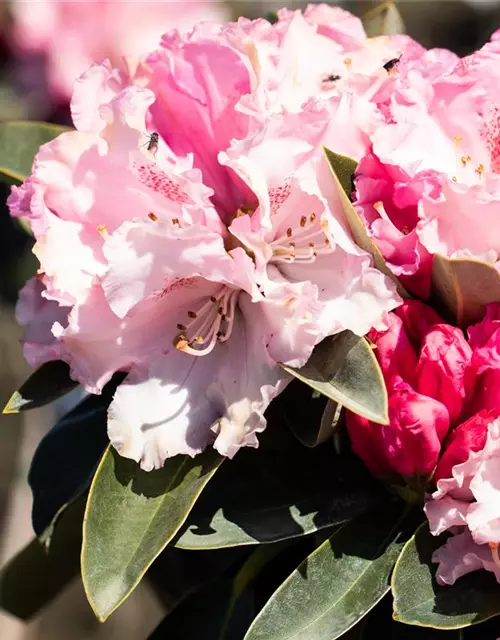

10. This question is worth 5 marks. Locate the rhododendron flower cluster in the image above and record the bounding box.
[10,5,406,471]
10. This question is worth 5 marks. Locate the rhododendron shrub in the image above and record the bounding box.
[5,4,500,639]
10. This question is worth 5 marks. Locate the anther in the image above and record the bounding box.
[96,224,108,239]
[289,241,296,248]
[148,212,158,222]
[218,307,224,315]
[310,213,316,223]
[300,216,307,227]
[172,217,180,226]
[177,323,187,331]
[308,242,315,248]
[187,311,197,319]
[210,296,217,303]
[344,57,352,69]
[452,176,458,182]
[286,227,292,237]
[174,335,190,351]
[476,163,485,176]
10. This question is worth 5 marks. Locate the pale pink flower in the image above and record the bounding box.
[12,8,402,469]
[425,416,500,585]
[10,0,229,103]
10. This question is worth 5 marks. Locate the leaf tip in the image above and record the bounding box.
[3,391,23,414]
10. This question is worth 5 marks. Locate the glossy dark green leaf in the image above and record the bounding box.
[3,360,78,414]
[281,330,388,424]
[323,148,408,298]
[244,505,414,640]
[392,523,500,629]
[0,499,84,620]
[362,2,405,37]
[81,446,223,621]
[0,120,70,185]
[174,444,387,550]
[29,376,123,545]
[431,255,500,327]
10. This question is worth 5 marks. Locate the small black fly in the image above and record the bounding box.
[143,131,159,154]
[322,73,341,84]
[383,55,402,74]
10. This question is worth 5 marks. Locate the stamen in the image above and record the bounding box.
[344,57,352,69]
[286,227,292,237]
[476,163,485,177]
[310,213,316,223]
[300,216,307,227]
[173,288,239,356]
[148,212,158,222]
[172,217,181,227]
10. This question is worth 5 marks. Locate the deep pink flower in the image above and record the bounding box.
[347,376,449,478]
[416,325,474,422]
[434,410,492,483]
[346,300,462,479]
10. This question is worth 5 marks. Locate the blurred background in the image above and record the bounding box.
[1,1,500,638]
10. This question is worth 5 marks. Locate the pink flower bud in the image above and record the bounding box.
[346,377,450,479]
[434,410,493,482]
[416,325,473,422]
[368,313,418,387]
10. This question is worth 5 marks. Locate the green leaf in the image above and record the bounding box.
[362,2,405,37]
[174,444,388,549]
[431,255,500,327]
[244,505,415,640]
[3,360,79,414]
[280,379,341,448]
[0,499,84,620]
[392,523,500,629]
[28,376,123,545]
[323,148,409,298]
[81,446,223,621]
[281,330,388,424]
[0,120,70,185]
